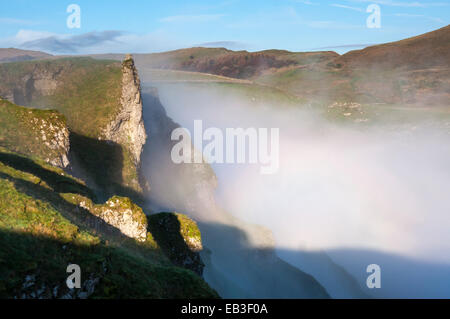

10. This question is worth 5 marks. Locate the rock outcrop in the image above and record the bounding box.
[77,195,148,242]
[103,54,147,168]
[37,116,70,168]
[0,99,70,169]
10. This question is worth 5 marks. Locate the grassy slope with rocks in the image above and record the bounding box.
[0,98,69,168]
[0,147,218,298]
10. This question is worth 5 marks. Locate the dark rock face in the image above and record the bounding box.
[148,212,205,276]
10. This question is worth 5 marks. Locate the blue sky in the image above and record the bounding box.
[0,0,448,54]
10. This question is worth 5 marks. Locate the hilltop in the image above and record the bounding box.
[92,47,338,79]
[335,25,450,71]
[255,25,450,105]
[0,48,52,63]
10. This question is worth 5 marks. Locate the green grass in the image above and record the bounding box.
[255,66,355,103]
[322,102,450,132]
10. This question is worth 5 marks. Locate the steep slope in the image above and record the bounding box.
[0,147,217,298]
[0,59,218,299]
[0,57,147,200]
[0,48,52,63]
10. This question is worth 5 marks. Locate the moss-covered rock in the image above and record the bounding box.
[68,195,148,242]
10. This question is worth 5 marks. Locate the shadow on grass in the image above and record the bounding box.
[0,228,219,299]
[0,170,123,240]
[0,156,207,281]
[0,151,94,200]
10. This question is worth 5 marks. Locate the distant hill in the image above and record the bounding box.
[255,25,450,105]
[336,25,450,71]
[89,26,449,106]
[0,48,52,63]
[91,47,338,79]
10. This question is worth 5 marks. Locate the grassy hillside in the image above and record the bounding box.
[0,58,122,138]
[0,147,218,298]
[0,74,218,298]
[0,58,145,200]
[255,26,450,105]
[335,25,450,71]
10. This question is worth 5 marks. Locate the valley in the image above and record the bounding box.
[0,23,449,299]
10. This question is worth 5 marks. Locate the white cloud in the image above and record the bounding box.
[21,31,124,53]
[331,4,365,12]
[311,43,375,50]
[0,29,188,55]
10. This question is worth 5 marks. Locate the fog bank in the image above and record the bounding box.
[142,82,450,298]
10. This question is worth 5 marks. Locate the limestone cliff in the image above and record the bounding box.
[103,54,147,168]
